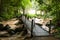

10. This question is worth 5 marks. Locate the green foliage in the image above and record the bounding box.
[0,0,21,21]
[39,4,47,11]
[20,0,32,8]
[37,0,43,4]
[0,0,31,21]
[37,0,60,24]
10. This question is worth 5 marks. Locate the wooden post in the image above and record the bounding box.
[49,20,51,34]
[31,19,35,37]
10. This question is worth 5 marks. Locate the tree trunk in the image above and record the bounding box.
[23,8,25,15]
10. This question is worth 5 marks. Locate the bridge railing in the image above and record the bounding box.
[21,16,50,37]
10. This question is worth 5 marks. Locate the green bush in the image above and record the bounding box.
[26,14,37,19]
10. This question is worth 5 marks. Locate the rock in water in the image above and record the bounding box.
[0,24,4,31]
[3,24,11,30]
[7,29,16,35]
[15,27,23,33]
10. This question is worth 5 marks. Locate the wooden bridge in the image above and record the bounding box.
[21,16,50,37]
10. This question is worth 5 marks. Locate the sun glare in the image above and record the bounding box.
[28,9,35,14]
